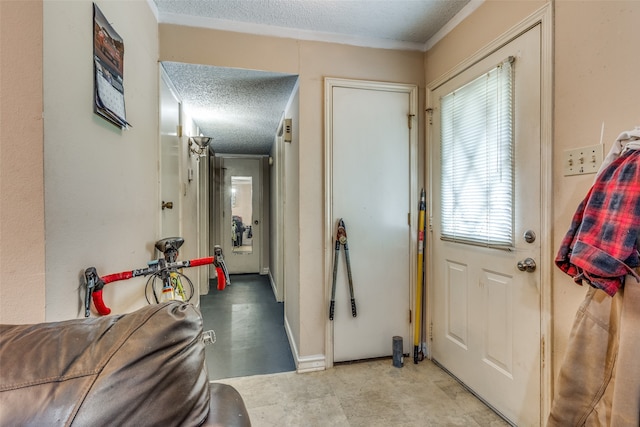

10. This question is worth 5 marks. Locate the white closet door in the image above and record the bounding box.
[328,79,416,362]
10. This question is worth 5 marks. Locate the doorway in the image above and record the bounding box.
[427,10,552,425]
[158,61,300,379]
[220,157,263,274]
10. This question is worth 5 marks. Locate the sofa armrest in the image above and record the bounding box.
[0,302,230,426]
[205,383,251,426]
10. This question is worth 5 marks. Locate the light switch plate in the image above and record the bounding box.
[563,144,604,176]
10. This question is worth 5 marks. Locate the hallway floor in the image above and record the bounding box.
[200,274,296,380]
[215,357,510,426]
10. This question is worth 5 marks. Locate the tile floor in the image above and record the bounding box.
[215,358,510,427]
[202,274,508,426]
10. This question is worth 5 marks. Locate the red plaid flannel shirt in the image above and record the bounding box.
[555,149,640,296]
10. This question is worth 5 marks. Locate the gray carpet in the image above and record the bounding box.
[200,274,296,380]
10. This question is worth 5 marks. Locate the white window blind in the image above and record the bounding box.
[440,57,514,248]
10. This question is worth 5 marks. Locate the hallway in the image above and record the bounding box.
[200,274,296,380]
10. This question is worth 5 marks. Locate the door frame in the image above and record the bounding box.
[425,4,553,420]
[217,154,265,274]
[324,77,419,368]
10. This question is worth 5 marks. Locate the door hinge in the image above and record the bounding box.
[176,125,182,137]
[426,108,433,126]
[407,114,415,129]
[409,309,412,324]
[429,322,433,341]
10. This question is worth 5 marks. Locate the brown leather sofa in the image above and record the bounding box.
[0,301,250,426]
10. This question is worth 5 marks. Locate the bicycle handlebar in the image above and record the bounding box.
[85,256,217,317]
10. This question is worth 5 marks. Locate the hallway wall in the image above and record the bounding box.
[42,0,160,320]
[282,86,300,361]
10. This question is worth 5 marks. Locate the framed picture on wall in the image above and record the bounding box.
[93,3,131,129]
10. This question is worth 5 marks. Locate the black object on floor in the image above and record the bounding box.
[200,274,296,380]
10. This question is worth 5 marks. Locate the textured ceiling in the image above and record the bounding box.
[162,62,298,155]
[155,0,472,155]
[155,0,471,48]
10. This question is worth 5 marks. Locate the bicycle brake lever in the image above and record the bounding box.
[84,267,98,317]
[84,267,106,317]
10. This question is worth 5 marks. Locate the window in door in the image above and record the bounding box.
[440,57,515,248]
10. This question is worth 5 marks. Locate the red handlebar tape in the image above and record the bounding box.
[216,267,226,291]
[92,289,111,316]
[102,271,134,284]
[92,271,133,315]
[189,256,215,267]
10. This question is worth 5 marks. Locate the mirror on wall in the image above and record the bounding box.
[231,176,253,254]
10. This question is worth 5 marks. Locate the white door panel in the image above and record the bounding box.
[327,80,417,363]
[431,25,541,426]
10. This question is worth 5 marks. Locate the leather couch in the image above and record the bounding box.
[0,301,250,426]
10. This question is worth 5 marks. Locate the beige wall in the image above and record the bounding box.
[426,0,640,402]
[0,1,46,324]
[552,0,639,373]
[43,0,160,320]
[160,25,426,359]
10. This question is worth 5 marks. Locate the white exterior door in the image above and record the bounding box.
[326,78,417,363]
[430,25,542,425]
[221,157,262,274]
[159,72,181,239]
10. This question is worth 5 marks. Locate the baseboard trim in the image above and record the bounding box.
[297,354,326,373]
[267,269,278,299]
[284,314,326,373]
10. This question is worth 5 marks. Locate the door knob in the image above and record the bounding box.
[162,201,174,210]
[517,258,536,272]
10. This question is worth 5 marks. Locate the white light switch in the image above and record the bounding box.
[563,144,604,176]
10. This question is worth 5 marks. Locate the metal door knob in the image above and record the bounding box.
[517,258,536,272]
